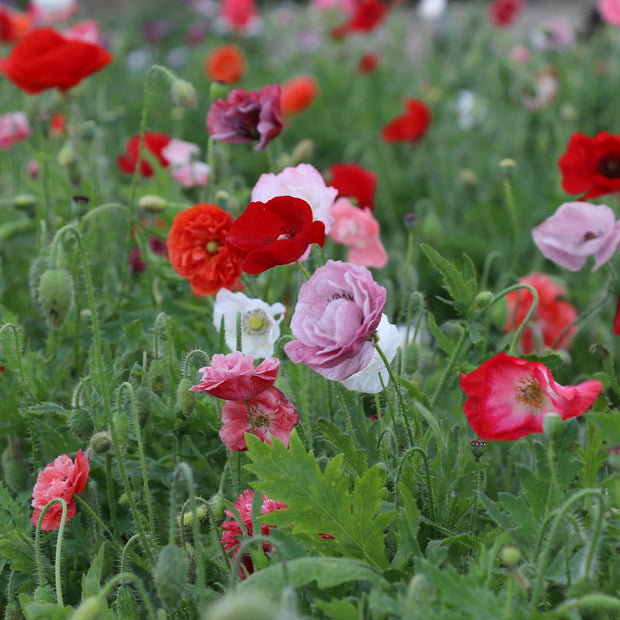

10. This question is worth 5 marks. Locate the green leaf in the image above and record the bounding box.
[315,418,368,478]
[0,530,36,574]
[314,598,358,620]
[245,432,395,569]
[427,312,454,356]
[17,595,74,620]
[81,543,107,600]
[391,481,421,568]
[29,402,67,417]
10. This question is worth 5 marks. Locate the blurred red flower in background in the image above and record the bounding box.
[326,162,377,209]
[331,0,389,38]
[117,132,171,177]
[280,74,319,118]
[381,98,431,143]
[489,0,524,27]
[359,52,380,73]
[0,6,32,43]
[205,44,245,84]
[220,0,257,32]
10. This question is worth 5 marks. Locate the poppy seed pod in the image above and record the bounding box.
[68,408,95,441]
[154,545,188,608]
[37,268,74,330]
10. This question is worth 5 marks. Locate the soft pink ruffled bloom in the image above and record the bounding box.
[284,259,386,381]
[0,111,30,149]
[191,351,280,401]
[29,0,77,24]
[62,20,101,44]
[599,0,620,27]
[460,353,602,441]
[532,202,620,272]
[522,72,557,112]
[251,163,337,234]
[207,85,282,151]
[31,449,89,530]
[220,386,299,450]
[162,138,200,165]
[328,198,387,268]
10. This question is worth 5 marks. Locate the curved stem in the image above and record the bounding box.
[182,349,211,378]
[394,447,435,521]
[295,261,311,280]
[334,383,357,448]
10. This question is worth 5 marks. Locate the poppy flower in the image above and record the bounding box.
[0,26,112,94]
[614,293,620,336]
[226,196,326,274]
[0,6,32,43]
[460,353,602,441]
[221,490,287,579]
[205,44,245,84]
[600,0,620,27]
[219,386,299,450]
[191,351,280,401]
[504,272,577,354]
[31,449,89,530]
[558,132,620,200]
[326,162,377,209]
[220,0,258,33]
[29,0,77,24]
[359,52,380,73]
[489,0,524,28]
[381,98,431,143]
[167,203,243,296]
[117,132,171,178]
[331,0,389,38]
[206,85,283,151]
[0,111,30,149]
[280,75,319,117]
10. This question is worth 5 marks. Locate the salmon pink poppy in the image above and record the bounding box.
[280,75,319,117]
[205,44,245,84]
[381,99,431,143]
[31,449,89,530]
[226,196,326,274]
[558,132,620,200]
[489,0,523,28]
[326,162,377,209]
[460,353,602,441]
[167,203,243,296]
[0,26,112,94]
[117,132,171,178]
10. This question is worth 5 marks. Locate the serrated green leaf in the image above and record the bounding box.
[391,481,421,568]
[0,530,36,574]
[427,312,453,356]
[466,321,485,345]
[396,375,431,410]
[245,432,394,568]
[81,543,107,600]
[29,402,67,416]
[315,598,358,620]
[17,595,74,620]
[497,492,539,549]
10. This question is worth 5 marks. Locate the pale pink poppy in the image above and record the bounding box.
[532,201,620,272]
[312,0,355,15]
[161,139,200,166]
[328,198,387,268]
[522,72,557,111]
[510,45,530,64]
[191,351,280,401]
[29,0,77,24]
[170,161,210,187]
[599,0,620,27]
[0,112,30,149]
[220,0,258,33]
[219,386,299,450]
[530,17,575,50]
[62,20,101,44]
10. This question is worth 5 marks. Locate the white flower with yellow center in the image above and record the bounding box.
[213,289,285,359]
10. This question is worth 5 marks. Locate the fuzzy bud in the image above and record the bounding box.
[68,408,95,441]
[13,194,37,213]
[500,545,521,567]
[112,410,130,448]
[138,194,167,213]
[499,158,517,175]
[57,142,77,168]
[291,139,314,165]
[38,269,74,330]
[29,256,50,309]
[470,439,487,462]
[208,492,225,521]
[473,291,494,309]
[406,574,431,605]
[115,585,137,620]
[149,359,167,397]
[177,504,208,529]
[70,596,106,620]
[459,168,479,188]
[171,79,198,110]
[133,385,152,428]
[177,378,196,418]
[89,431,114,455]
[71,195,90,218]
[154,545,188,609]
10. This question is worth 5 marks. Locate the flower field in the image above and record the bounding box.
[2,0,620,617]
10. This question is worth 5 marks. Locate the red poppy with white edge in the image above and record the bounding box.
[460,353,602,441]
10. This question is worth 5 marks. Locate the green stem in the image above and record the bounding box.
[104,455,120,535]
[502,174,519,274]
[430,323,467,409]
[98,572,157,620]
[230,535,290,591]
[295,260,311,280]
[182,349,210,378]
[334,383,358,448]
[394,447,435,520]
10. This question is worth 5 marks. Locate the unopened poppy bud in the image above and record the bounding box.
[474,291,494,309]
[115,584,137,620]
[177,378,196,417]
[171,78,198,110]
[407,574,431,604]
[208,492,225,521]
[291,138,314,165]
[29,256,49,309]
[402,213,417,228]
[500,545,521,567]
[470,439,487,462]
[38,269,74,330]
[71,195,90,218]
[89,431,113,455]
[13,194,37,212]
[499,158,517,175]
[57,142,77,168]
[134,385,152,428]
[204,592,286,620]
[149,359,167,397]
[277,153,292,170]
[68,408,95,441]
[608,446,620,470]
[460,168,479,188]
[543,412,563,438]
[177,504,208,529]
[210,81,231,101]
[138,194,167,213]
[112,410,130,447]
[153,545,188,609]
[71,596,106,620]
[27,160,40,179]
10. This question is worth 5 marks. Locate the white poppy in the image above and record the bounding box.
[417,0,447,22]
[213,289,285,359]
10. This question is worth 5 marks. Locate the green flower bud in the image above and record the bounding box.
[29,256,49,309]
[89,431,114,455]
[70,596,106,620]
[543,412,563,438]
[68,408,95,441]
[13,193,37,212]
[422,211,442,242]
[608,446,620,470]
[177,378,196,418]
[171,79,198,110]
[291,139,314,165]
[470,439,487,462]
[177,504,208,529]
[499,158,517,175]
[210,81,231,102]
[57,142,77,168]
[500,545,521,567]
[474,291,494,309]
[115,584,137,620]
[208,492,225,521]
[38,269,74,330]
[149,359,167,397]
[138,194,167,213]
[154,545,188,609]
[71,195,90,218]
[459,168,479,188]
[406,574,431,605]
[134,385,152,428]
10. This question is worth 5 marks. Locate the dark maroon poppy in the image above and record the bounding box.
[226,196,325,274]
[326,162,377,209]
[206,84,282,151]
[117,132,171,177]
[489,0,523,27]
[381,98,431,144]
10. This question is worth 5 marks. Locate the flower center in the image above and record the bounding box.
[328,290,354,302]
[252,411,270,428]
[598,152,620,179]
[582,231,598,242]
[514,375,545,411]
[243,309,271,335]
[206,240,219,254]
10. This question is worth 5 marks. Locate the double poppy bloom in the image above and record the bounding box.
[0,26,112,94]
[381,99,431,143]
[558,132,620,200]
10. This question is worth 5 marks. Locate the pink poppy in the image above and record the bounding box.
[170,162,210,188]
[219,386,299,450]
[328,198,387,268]
[62,20,100,44]
[284,260,386,381]
[599,0,620,27]
[31,449,89,530]
[191,351,280,401]
[460,353,602,441]
[0,111,30,149]
[220,0,258,33]
[532,202,620,272]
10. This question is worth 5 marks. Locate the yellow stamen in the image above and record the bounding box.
[514,375,545,411]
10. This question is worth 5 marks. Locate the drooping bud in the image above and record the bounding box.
[89,431,114,455]
[149,359,167,397]
[177,504,208,529]
[171,79,198,110]
[470,439,487,462]
[138,194,167,213]
[473,291,494,309]
[607,446,620,470]
[177,378,196,418]
[68,408,95,441]
[57,142,77,168]
[153,545,188,609]
[459,168,479,188]
[134,385,152,428]
[38,269,74,330]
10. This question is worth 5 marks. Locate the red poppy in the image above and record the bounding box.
[167,203,243,296]
[614,293,620,336]
[359,52,380,73]
[331,0,389,38]
[220,0,258,33]
[326,162,377,209]
[117,132,171,178]
[0,27,112,94]
[460,353,602,441]
[489,0,524,27]
[226,196,326,274]
[205,44,245,84]
[0,6,32,43]
[558,132,620,200]
[31,449,89,530]
[280,74,319,117]
[504,273,577,354]
[381,98,431,143]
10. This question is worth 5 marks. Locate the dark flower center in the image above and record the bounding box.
[582,231,598,242]
[252,411,270,428]
[598,152,620,179]
[514,375,545,411]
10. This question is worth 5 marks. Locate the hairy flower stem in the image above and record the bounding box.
[182,349,210,378]
[245,400,257,435]
[154,312,178,387]
[48,225,155,565]
[104,455,120,534]
[296,260,311,280]
[394,447,435,520]
[399,227,416,321]
[470,462,483,534]
[429,323,467,410]
[334,382,358,448]
[502,175,520,274]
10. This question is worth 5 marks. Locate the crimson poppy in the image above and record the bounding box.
[226,196,326,274]
[331,0,389,38]
[359,52,380,73]
[558,131,620,200]
[381,98,431,143]
[117,132,171,177]
[0,26,112,94]
[489,0,523,27]
[326,162,377,209]
[0,6,31,43]
[614,293,620,336]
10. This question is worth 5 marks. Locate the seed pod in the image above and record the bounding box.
[89,431,113,455]
[134,385,152,428]
[115,584,137,620]
[153,545,188,609]
[138,194,167,213]
[177,378,195,418]
[149,359,167,397]
[38,269,74,330]
[68,408,95,441]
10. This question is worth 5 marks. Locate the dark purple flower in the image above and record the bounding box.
[129,247,146,272]
[206,85,283,151]
[149,235,168,256]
